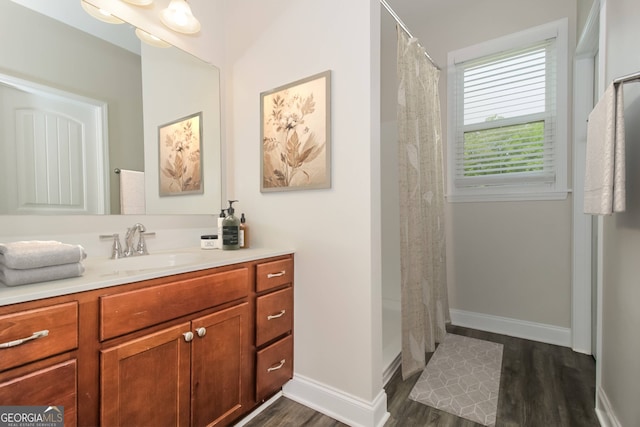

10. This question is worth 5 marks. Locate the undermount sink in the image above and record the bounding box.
[95,252,206,275]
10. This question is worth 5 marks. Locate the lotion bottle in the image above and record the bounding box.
[222,200,240,250]
[216,209,226,249]
[240,213,249,248]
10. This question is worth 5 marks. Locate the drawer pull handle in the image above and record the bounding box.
[195,327,207,338]
[267,359,286,372]
[0,329,49,349]
[267,271,286,279]
[267,310,286,320]
[183,331,194,342]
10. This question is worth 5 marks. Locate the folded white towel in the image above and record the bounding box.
[0,262,85,287]
[584,82,626,215]
[0,240,87,270]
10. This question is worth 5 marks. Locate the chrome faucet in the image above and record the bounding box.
[99,233,124,259]
[124,223,154,257]
[100,224,155,259]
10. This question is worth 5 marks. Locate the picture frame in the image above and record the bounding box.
[260,70,331,192]
[158,112,203,196]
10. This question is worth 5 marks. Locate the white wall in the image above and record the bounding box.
[379,0,577,342]
[222,0,386,422]
[577,0,597,36]
[599,0,640,425]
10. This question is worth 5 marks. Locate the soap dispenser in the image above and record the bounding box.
[222,200,240,250]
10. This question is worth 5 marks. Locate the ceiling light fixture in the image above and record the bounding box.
[135,28,171,48]
[80,0,125,24]
[160,0,201,34]
[121,0,154,6]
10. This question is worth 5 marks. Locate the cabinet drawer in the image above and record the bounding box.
[256,287,293,347]
[256,335,293,402]
[256,258,293,292]
[0,359,77,427]
[100,267,248,340]
[0,302,78,371]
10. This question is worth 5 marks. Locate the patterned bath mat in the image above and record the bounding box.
[408,333,503,426]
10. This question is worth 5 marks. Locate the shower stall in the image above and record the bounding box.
[380,0,447,383]
[380,2,404,384]
[381,117,402,384]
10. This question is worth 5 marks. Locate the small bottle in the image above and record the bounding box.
[240,213,249,248]
[222,200,240,250]
[216,209,226,249]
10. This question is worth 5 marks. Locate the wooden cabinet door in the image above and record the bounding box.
[0,359,77,427]
[101,323,191,427]
[191,302,251,427]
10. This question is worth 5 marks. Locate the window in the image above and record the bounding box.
[447,19,568,202]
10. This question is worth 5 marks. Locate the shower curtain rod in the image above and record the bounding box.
[614,70,640,84]
[380,0,441,70]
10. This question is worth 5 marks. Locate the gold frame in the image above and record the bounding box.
[260,70,331,192]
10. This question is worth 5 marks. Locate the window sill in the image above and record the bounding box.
[446,189,570,203]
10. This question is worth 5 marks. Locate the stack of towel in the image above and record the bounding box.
[0,241,87,287]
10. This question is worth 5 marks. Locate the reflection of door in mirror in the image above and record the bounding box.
[0,76,108,214]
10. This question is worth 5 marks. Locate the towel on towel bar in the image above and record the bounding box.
[0,240,87,270]
[0,262,85,287]
[584,82,626,215]
[119,169,146,214]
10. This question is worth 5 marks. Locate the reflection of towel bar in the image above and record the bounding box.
[114,168,121,174]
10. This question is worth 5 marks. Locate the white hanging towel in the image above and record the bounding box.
[584,82,626,215]
[119,169,146,214]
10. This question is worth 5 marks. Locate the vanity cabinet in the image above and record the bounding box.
[0,252,293,427]
[0,301,79,427]
[100,267,252,427]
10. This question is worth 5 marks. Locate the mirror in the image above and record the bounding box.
[0,0,221,215]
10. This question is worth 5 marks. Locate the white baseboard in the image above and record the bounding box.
[596,386,622,427]
[449,309,572,347]
[283,374,390,427]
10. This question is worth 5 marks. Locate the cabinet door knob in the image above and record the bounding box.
[183,331,194,342]
[267,359,286,372]
[267,271,286,279]
[195,327,207,338]
[267,310,286,320]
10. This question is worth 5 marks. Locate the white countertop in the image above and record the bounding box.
[0,246,294,306]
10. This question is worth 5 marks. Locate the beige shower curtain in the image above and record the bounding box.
[396,27,449,379]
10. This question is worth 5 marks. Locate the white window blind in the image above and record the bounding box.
[447,19,568,202]
[455,39,556,188]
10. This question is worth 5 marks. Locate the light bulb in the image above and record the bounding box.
[160,0,201,34]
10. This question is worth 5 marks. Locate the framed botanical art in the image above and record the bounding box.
[260,70,331,192]
[158,112,203,196]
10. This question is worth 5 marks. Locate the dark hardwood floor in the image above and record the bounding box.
[241,325,599,426]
